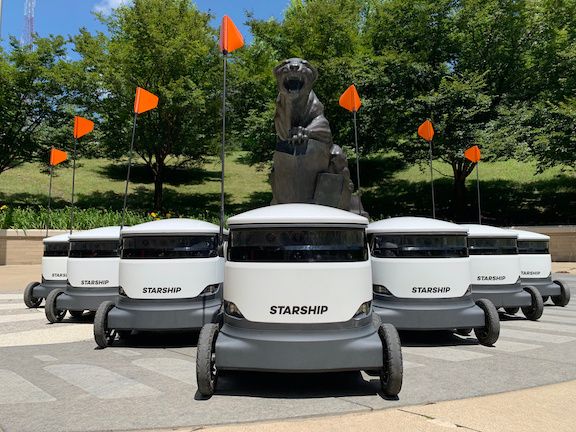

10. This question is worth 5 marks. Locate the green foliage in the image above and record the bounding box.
[0,36,73,174]
[72,0,221,210]
[0,206,221,230]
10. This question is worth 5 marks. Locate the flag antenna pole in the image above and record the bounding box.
[218,15,243,245]
[121,87,158,230]
[219,51,227,245]
[352,109,361,214]
[338,84,363,215]
[69,116,94,234]
[428,138,436,219]
[46,150,54,237]
[418,119,436,219]
[476,162,481,224]
[69,137,78,234]
[464,145,482,225]
[121,112,138,230]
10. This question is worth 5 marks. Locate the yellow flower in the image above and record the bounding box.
[0,205,7,211]
[150,212,157,218]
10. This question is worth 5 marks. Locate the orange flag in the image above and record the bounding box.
[134,87,159,114]
[464,145,481,163]
[73,116,94,139]
[339,84,362,112]
[219,15,244,54]
[418,120,434,142]
[49,148,68,166]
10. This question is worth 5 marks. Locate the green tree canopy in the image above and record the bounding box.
[73,0,221,210]
[0,36,72,175]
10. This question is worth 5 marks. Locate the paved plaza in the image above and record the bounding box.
[0,269,574,432]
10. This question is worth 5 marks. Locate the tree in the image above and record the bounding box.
[240,0,370,164]
[0,36,72,175]
[73,0,220,210]
[405,73,493,220]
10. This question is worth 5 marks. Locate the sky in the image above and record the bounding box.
[0,0,289,51]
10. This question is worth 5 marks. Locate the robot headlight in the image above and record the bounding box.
[224,300,244,319]
[354,301,372,318]
[200,283,221,296]
[373,285,392,296]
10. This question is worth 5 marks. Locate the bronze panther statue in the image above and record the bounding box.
[271,58,361,212]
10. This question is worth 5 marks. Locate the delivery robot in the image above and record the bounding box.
[93,219,225,348]
[196,204,403,398]
[462,224,543,320]
[508,229,570,307]
[24,233,70,308]
[44,226,121,322]
[368,217,500,346]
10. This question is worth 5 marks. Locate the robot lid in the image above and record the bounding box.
[43,233,70,244]
[121,218,224,236]
[227,203,368,227]
[507,229,550,241]
[461,224,518,239]
[368,217,467,235]
[69,226,121,242]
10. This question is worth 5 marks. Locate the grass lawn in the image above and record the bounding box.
[0,151,574,225]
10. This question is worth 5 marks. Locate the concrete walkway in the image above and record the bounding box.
[164,379,573,432]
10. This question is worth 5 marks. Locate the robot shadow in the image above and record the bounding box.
[200,370,387,400]
[108,330,200,349]
[398,330,481,347]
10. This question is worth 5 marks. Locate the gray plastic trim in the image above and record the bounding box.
[107,295,222,330]
[373,294,485,330]
[215,319,383,372]
[32,279,67,299]
[470,281,532,308]
[520,276,561,297]
[56,285,118,311]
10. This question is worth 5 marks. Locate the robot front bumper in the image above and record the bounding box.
[470,281,532,308]
[215,316,383,373]
[107,294,222,331]
[33,278,68,299]
[520,276,561,297]
[57,285,119,311]
[373,294,486,331]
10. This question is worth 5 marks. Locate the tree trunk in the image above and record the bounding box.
[451,159,476,222]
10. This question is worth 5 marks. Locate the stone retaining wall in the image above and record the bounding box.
[0,226,574,265]
[0,230,68,265]
[513,226,576,262]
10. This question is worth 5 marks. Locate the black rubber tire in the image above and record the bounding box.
[521,286,544,320]
[69,310,85,319]
[94,301,115,348]
[196,323,219,398]
[45,289,66,323]
[474,299,500,346]
[542,296,550,303]
[378,323,403,397]
[504,307,520,315]
[23,281,42,308]
[456,328,472,336]
[552,280,571,307]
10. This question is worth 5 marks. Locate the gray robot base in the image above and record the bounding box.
[372,294,500,347]
[44,285,118,323]
[470,281,544,321]
[23,278,67,308]
[195,314,403,399]
[521,276,570,307]
[93,293,222,348]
